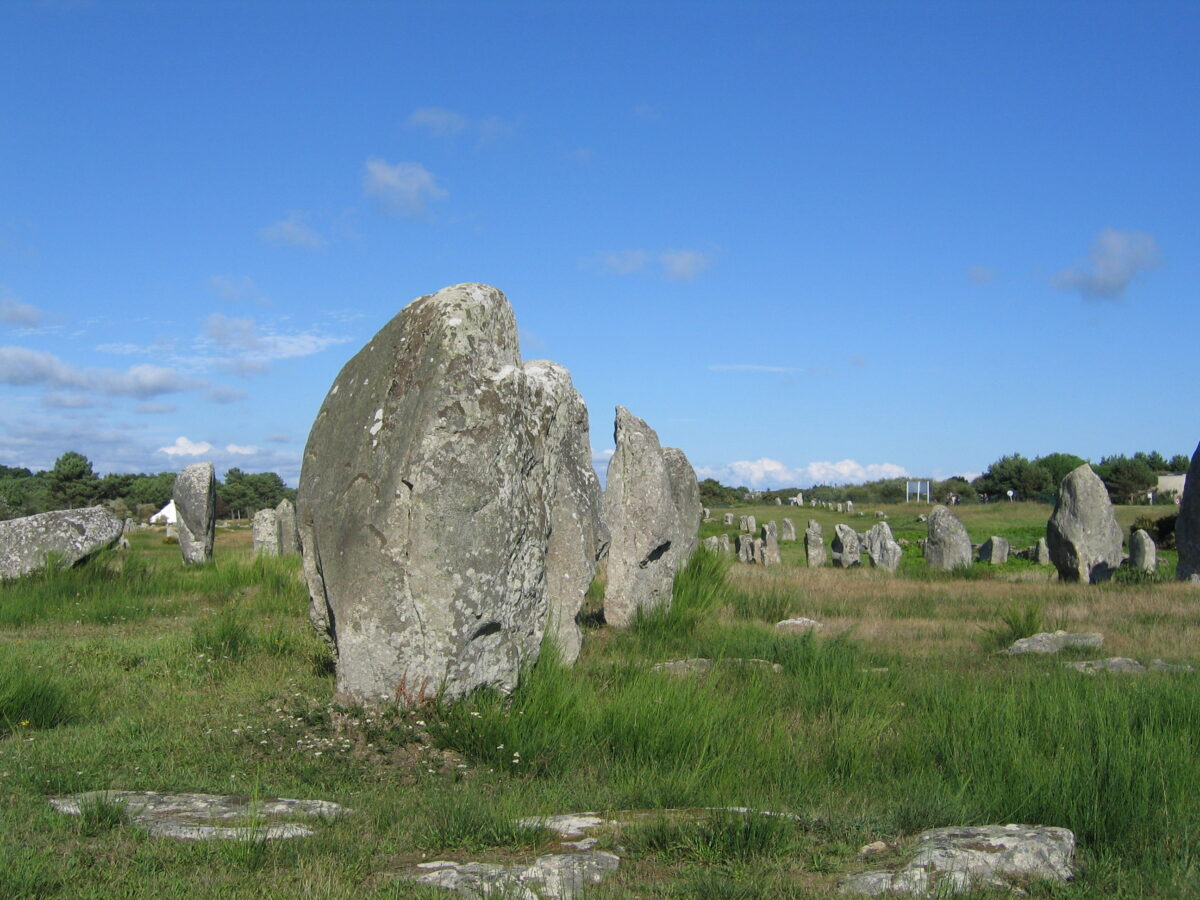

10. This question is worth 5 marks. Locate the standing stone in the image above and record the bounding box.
[174,462,216,565]
[745,515,756,535]
[805,520,826,567]
[1177,442,1200,582]
[1046,464,1124,584]
[603,408,700,626]
[760,523,781,565]
[845,500,854,512]
[1031,537,1051,565]
[781,518,796,542]
[752,537,766,564]
[702,536,721,553]
[723,513,735,526]
[298,283,604,703]
[253,508,280,557]
[925,504,972,571]
[718,534,730,553]
[737,533,755,563]
[774,497,782,505]
[762,521,777,542]
[738,515,749,532]
[979,536,1010,565]
[836,502,844,513]
[864,521,902,573]
[275,498,299,555]
[0,507,124,580]
[1129,529,1157,573]
[702,507,711,522]
[832,523,861,568]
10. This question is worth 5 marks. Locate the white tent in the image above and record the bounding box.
[150,498,177,524]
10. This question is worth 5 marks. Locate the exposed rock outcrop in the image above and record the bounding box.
[0,507,123,580]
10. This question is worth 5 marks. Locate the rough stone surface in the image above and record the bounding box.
[702,536,722,553]
[276,498,299,555]
[1031,537,1052,565]
[775,617,823,633]
[408,853,620,899]
[718,534,731,553]
[297,284,603,703]
[781,518,796,542]
[978,536,1010,565]
[924,505,972,571]
[832,524,862,568]
[252,508,279,557]
[840,824,1075,896]
[723,513,735,526]
[737,533,755,563]
[603,408,699,627]
[1129,528,1156,573]
[1064,657,1147,674]
[1178,442,1200,582]
[174,462,216,564]
[1002,631,1103,655]
[805,520,826,567]
[1046,464,1124,584]
[49,791,348,841]
[0,507,123,580]
[864,522,902,573]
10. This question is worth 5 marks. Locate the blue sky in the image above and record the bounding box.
[2,0,1196,488]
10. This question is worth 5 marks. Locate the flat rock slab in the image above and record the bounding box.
[1065,657,1195,675]
[0,506,123,580]
[776,617,824,633]
[651,657,784,676]
[840,824,1075,896]
[409,852,619,899]
[1002,631,1103,655]
[49,791,349,841]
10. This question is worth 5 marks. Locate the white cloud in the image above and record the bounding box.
[660,249,711,281]
[363,158,447,216]
[42,392,95,409]
[226,443,257,455]
[592,447,614,467]
[598,249,649,275]
[708,364,798,374]
[406,106,468,137]
[201,313,351,374]
[208,386,247,404]
[265,433,290,444]
[259,213,327,250]
[210,274,270,303]
[135,402,176,415]
[696,457,910,488]
[1051,228,1160,300]
[0,294,42,326]
[0,347,206,398]
[158,436,213,457]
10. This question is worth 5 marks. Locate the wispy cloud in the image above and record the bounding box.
[158,436,213,457]
[406,106,468,137]
[259,212,327,250]
[226,443,257,455]
[0,292,43,326]
[696,457,909,489]
[708,364,798,374]
[967,265,997,284]
[0,347,206,398]
[208,386,246,404]
[42,392,96,409]
[201,313,351,375]
[591,247,714,280]
[1051,228,1160,300]
[598,249,649,275]
[135,402,176,415]
[633,103,661,120]
[210,274,270,303]
[363,158,447,216]
[660,249,711,281]
[265,433,290,444]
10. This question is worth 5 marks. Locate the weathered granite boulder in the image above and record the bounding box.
[702,536,722,553]
[737,533,755,563]
[297,283,604,703]
[1176,442,1200,582]
[1046,464,1124,583]
[781,518,796,541]
[1129,528,1156,573]
[805,520,826,567]
[840,824,1074,896]
[1031,537,1051,565]
[275,498,299,555]
[760,526,781,566]
[832,523,861,568]
[1002,631,1103,655]
[174,462,215,564]
[776,617,823,633]
[0,507,123,580]
[863,522,902,573]
[978,536,1010,565]
[723,513,735,526]
[252,508,279,557]
[924,505,971,571]
[603,408,699,626]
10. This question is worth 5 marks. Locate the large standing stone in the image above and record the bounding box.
[1129,529,1156,573]
[174,462,216,565]
[1031,537,1051,565]
[718,533,730,553]
[832,523,861,568]
[602,408,699,626]
[275,498,299,555]
[0,507,123,580]
[253,508,280,557]
[978,536,1009,565]
[864,522,902,573]
[723,513,735,526]
[1177,442,1200,582]
[737,533,756,564]
[924,505,972,571]
[781,518,796,542]
[805,520,826,567]
[760,523,781,566]
[1046,464,1124,584]
[297,283,604,703]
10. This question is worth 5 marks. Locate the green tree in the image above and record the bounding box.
[973,453,1052,500]
[128,472,176,510]
[1168,453,1191,474]
[47,451,100,509]
[1032,453,1088,487]
[1095,455,1156,503]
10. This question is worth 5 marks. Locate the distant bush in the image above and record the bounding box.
[1132,513,1176,550]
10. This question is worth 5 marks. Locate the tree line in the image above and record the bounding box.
[0,451,296,522]
[698,449,1191,508]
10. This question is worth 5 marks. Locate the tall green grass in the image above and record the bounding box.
[0,656,78,734]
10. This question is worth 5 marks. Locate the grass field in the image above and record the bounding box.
[1,502,1196,898]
